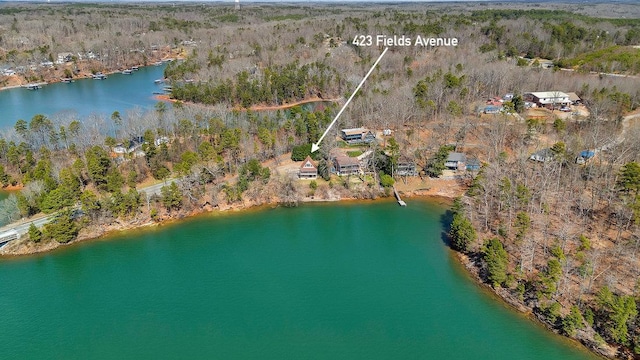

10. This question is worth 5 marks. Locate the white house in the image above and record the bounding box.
[524,91,570,109]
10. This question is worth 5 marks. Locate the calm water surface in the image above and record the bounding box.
[0,65,167,129]
[0,201,595,359]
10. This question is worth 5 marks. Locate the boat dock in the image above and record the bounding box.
[23,82,46,90]
[92,72,107,80]
[393,186,406,206]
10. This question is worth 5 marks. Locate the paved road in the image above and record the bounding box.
[0,178,178,241]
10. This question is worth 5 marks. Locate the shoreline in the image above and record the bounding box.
[0,181,607,358]
[0,55,180,93]
[154,93,342,112]
[0,189,454,258]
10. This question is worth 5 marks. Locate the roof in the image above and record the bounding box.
[527,91,569,99]
[566,92,581,102]
[397,156,415,165]
[580,150,595,159]
[466,157,481,167]
[446,152,466,163]
[299,156,317,173]
[334,156,360,167]
[341,127,368,136]
[530,148,554,161]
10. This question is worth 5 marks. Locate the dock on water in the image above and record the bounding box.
[393,186,406,206]
[23,82,46,90]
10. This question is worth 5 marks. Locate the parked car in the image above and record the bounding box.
[560,106,571,112]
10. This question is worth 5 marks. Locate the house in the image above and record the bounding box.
[333,156,360,176]
[445,152,466,171]
[575,150,595,164]
[486,97,503,106]
[466,158,481,171]
[56,52,74,64]
[395,157,417,176]
[340,127,376,144]
[566,92,582,105]
[154,136,169,146]
[299,156,318,179]
[113,136,145,155]
[484,105,503,114]
[530,148,554,163]
[113,143,128,154]
[524,91,570,109]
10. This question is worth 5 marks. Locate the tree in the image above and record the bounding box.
[85,146,112,190]
[449,206,477,253]
[387,137,400,174]
[161,182,182,211]
[80,190,101,220]
[14,119,27,139]
[29,114,54,147]
[291,144,314,161]
[44,210,78,244]
[28,223,42,243]
[596,286,637,345]
[425,145,454,177]
[150,160,170,180]
[562,305,584,337]
[617,162,640,196]
[317,159,331,181]
[483,238,509,287]
[379,172,394,188]
[511,94,525,113]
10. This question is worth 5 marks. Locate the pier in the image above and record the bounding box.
[393,185,406,206]
[23,82,46,90]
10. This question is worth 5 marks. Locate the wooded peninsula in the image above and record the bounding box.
[2,1,640,358]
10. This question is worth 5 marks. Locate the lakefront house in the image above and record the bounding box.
[299,156,318,179]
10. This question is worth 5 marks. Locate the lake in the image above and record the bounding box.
[0,200,596,359]
[0,65,167,129]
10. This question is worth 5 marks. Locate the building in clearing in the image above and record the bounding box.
[333,156,360,176]
[530,148,554,163]
[445,152,466,171]
[340,127,376,144]
[299,156,318,179]
[524,91,570,109]
[395,157,418,176]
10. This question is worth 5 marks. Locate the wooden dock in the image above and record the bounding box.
[393,185,406,206]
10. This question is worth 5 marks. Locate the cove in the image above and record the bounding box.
[0,65,167,129]
[0,200,596,359]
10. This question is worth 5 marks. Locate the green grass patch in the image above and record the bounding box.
[347,150,363,158]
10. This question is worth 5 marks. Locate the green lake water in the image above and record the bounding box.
[0,65,167,129]
[0,200,595,359]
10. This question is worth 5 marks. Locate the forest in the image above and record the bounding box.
[2,1,640,358]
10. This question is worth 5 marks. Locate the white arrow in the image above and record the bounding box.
[311,47,389,153]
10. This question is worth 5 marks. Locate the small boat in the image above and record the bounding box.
[153,61,163,66]
[60,78,73,83]
[154,78,165,84]
[131,66,139,71]
[25,83,42,90]
[92,72,107,80]
[122,69,133,75]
